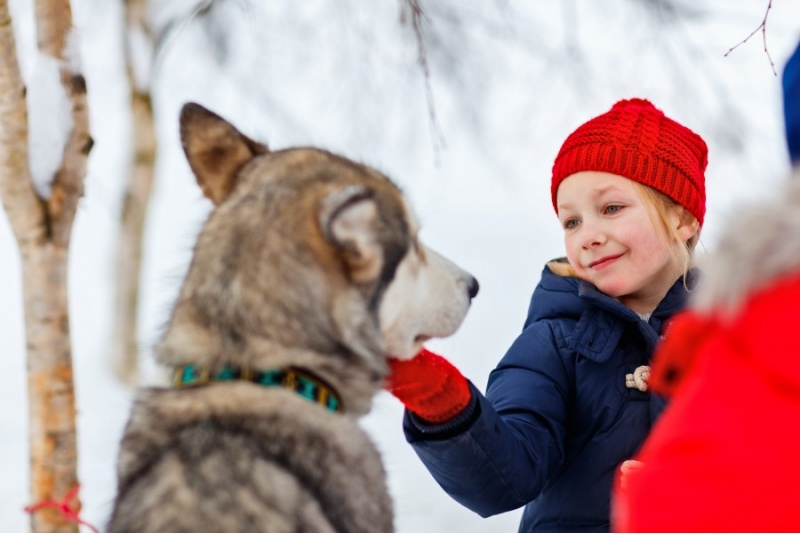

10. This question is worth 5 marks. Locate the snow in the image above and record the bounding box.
[2,0,800,532]
[25,49,73,199]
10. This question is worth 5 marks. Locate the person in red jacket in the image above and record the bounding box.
[611,41,800,532]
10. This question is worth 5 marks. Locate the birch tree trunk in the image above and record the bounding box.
[0,0,91,531]
[112,0,155,386]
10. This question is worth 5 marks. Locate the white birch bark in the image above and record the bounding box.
[112,0,156,386]
[0,0,91,530]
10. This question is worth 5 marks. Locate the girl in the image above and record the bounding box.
[386,98,707,532]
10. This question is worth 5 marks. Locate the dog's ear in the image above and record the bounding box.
[320,185,383,283]
[179,102,269,205]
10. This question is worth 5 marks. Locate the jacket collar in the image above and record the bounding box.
[570,270,697,363]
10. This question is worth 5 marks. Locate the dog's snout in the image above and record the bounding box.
[467,276,479,300]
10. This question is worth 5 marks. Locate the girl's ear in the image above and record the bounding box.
[674,207,700,244]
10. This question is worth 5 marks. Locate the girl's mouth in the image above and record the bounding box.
[589,254,623,269]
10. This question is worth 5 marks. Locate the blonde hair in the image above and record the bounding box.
[632,182,700,281]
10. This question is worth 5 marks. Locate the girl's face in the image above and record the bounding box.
[556,171,689,314]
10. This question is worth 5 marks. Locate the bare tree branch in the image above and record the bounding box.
[46,70,91,246]
[399,0,446,159]
[33,0,92,246]
[112,0,157,386]
[724,0,776,76]
[0,0,45,248]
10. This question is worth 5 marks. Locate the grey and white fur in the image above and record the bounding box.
[692,167,800,315]
[107,103,478,532]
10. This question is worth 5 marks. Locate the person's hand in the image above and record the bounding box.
[617,459,645,490]
[386,347,471,423]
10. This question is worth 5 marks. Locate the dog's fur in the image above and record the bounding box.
[107,103,478,532]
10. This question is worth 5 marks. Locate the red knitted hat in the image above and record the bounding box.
[551,98,708,225]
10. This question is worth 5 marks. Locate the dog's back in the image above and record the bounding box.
[108,385,391,532]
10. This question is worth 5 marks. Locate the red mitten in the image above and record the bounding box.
[386,347,472,423]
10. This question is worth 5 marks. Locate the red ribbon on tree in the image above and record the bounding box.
[24,485,99,533]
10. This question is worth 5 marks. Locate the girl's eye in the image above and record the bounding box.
[605,205,623,214]
[563,218,580,230]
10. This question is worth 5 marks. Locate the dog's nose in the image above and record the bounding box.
[467,276,479,300]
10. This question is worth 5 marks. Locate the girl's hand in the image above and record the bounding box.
[385,348,471,423]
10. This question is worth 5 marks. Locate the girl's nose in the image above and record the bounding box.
[580,220,606,249]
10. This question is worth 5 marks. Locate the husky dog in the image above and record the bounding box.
[107,103,478,532]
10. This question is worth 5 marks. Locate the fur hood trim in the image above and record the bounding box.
[546,257,577,278]
[693,168,800,314]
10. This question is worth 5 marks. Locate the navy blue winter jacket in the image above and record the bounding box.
[403,259,695,532]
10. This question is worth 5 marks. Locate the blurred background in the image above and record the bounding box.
[1,0,799,531]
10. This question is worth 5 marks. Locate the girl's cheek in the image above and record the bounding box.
[564,242,582,270]
[563,237,575,258]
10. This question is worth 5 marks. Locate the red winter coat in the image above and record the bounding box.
[611,173,800,533]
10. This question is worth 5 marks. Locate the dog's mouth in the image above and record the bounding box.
[414,334,431,344]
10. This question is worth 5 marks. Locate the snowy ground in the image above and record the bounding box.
[2,1,799,531]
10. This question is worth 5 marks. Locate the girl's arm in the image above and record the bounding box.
[388,323,571,517]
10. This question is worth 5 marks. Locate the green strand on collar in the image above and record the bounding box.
[172,364,343,413]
